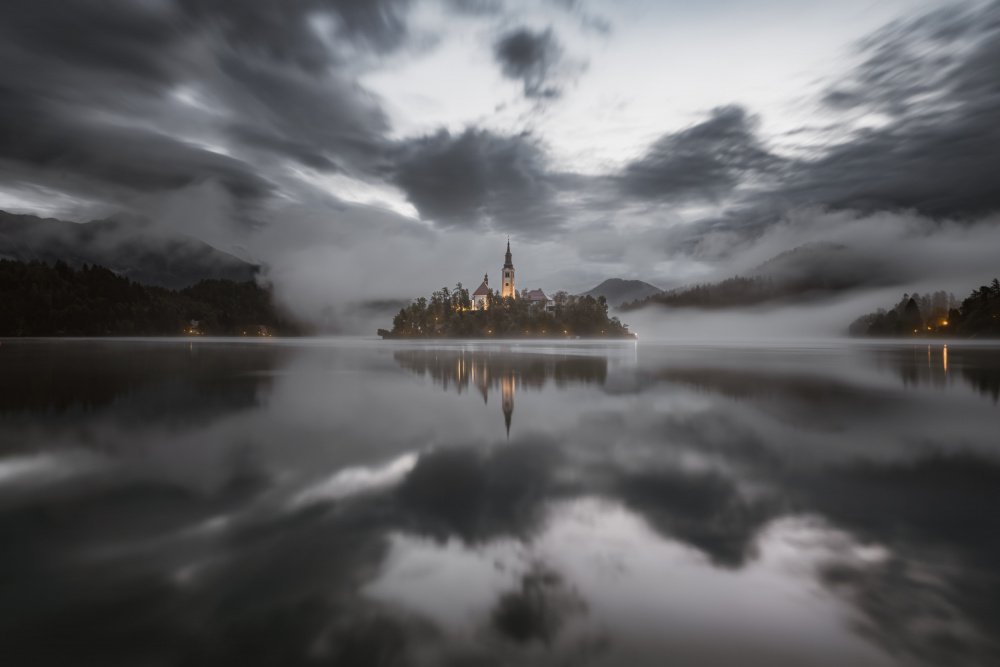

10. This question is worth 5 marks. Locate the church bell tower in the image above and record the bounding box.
[501,238,515,298]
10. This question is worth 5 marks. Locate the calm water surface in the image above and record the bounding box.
[1,338,998,666]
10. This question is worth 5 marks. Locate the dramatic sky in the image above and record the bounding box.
[3,0,1000,329]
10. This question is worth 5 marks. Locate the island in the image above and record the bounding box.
[378,240,633,339]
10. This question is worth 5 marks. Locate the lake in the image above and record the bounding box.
[1,338,998,666]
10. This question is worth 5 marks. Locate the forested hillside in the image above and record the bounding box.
[0,259,301,336]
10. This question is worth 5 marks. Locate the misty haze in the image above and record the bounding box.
[2,1,1000,666]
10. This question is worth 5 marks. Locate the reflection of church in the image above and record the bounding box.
[393,349,608,437]
[501,373,514,436]
[450,353,516,436]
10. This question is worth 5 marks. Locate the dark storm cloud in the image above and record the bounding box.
[621,106,779,203]
[217,55,390,171]
[0,0,181,84]
[391,128,562,232]
[0,0,409,213]
[783,1,1000,218]
[649,1,1000,265]
[0,97,273,200]
[493,27,565,99]
[176,0,414,69]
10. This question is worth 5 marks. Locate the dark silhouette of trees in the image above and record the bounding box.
[0,259,301,336]
[849,280,1000,338]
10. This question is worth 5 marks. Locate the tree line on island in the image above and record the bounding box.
[849,279,1000,338]
[0,259,300,336]
[378,284,634,339]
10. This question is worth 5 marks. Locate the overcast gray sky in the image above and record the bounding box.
[2,0,999,328]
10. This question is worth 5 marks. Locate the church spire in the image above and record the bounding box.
[501,237,515,297]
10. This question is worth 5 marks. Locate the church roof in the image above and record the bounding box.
[472,281,491,296]
[526,289,549,301]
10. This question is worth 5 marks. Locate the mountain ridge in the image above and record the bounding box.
[579,278,663,307]
[0,210,258,289]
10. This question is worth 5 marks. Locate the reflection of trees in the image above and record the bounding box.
[393,350,607,398]
[0,342,286,442]
[873,346,1000,402]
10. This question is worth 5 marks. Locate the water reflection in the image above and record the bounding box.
[871,344,1000,401]
[1,340,999,666]
[0,339,284,417]
[393,348,607,436]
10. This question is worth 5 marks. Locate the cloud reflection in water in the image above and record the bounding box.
[0,340,998,665]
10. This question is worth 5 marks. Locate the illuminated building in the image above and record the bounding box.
[471,240,519,309]
[501,238,516,298]
[472,274,490,310]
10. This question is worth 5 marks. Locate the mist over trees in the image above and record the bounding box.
[0,259,300,336]
[620,268,875,311]
[622,276,778,310]
[849,281,1000,338]
[379,285,632,338]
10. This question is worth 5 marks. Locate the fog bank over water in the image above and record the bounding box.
[620,290,904,341]
[245,206,1000,335]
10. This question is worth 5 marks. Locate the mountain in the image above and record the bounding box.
[580,278,663,307]
[622,242,905,311]
[0,210,258,289]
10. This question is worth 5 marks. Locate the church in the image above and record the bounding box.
[471,240,554,311]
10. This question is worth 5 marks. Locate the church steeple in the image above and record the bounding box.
[501,237,515,298]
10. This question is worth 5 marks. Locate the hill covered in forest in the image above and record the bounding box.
[0,210,258,288]
[0,259,300,337]
[621,243,893,311]
[579,279,662,307]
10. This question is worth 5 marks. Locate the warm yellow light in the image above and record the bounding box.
[943,321,948,325]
